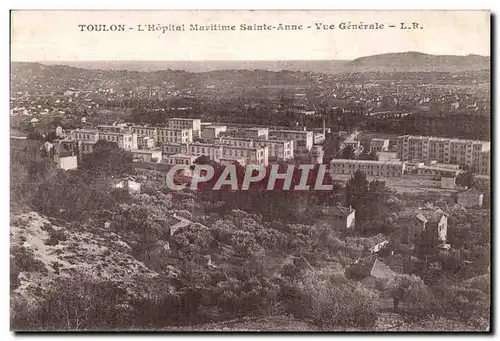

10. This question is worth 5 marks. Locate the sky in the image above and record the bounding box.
[11,10,490,61]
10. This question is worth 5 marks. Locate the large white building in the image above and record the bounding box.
[71,129,138,151]
[330,159,406,177]
[221,127,269,140]
[130,126,157,140]
[97,124,129,134]
[156,127,193,144]
[396,135,490,175]
[162,142,182,155]
[99,131,138,150]
[72,129,99,142]
[369,138,390,152]
[241,127,269,139]
[201,125,227,141]
[254,139,294,161]
[269,129,313,153]
[479,150,490,175]
[219,136,294,161]
[137,136,155,150]
[168,118,202,137]
[222,145,269,166]
[181,142,224,162]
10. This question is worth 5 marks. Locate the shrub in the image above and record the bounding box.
[289,271,379,328]
[10,246,47,290]
[442,285,490,323]
[23,277,130,330]
[44,227,67,246]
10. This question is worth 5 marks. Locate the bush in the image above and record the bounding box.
[442,285,490,323]
[44,227,67,246]
[289,271,379,328]
[14,277,130,330]
[10,246,47,290]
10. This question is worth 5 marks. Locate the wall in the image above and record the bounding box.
[440,177,456,189]
[346,211,355,229]
[458,193,483,208]
[58,156,78,170]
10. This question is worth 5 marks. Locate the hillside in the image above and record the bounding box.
[41,60,349,73]
[10,210,483,332]
[346,52,490,72]
[10,211,162,305]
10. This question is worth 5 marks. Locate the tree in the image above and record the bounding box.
[26,130,45,141]
[340,145,355,159]
[345,170,368,207]
[344,171,392,235]
[291,271,379,328]
[456,171,474,189]
[358,149,378,161]
[34,278,129,330]
[80,140,134,180]
[194,155,211,165]
[388,275,434,314]
[45,131,58,142]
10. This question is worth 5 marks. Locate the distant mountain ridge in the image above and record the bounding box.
[15,51,490,74]
[345,52,490,72]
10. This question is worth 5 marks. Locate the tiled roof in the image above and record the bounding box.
[416,209,448,223]
[320,205,354,217]
[370,259,397,280]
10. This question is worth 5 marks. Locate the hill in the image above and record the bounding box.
[345,52,490,72]
[41,60,349,73]
[35,53,491,73]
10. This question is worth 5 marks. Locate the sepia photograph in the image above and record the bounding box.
[9,9,491,332]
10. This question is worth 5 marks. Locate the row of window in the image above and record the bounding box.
[331,164,402,171]
[332,169,401,177]
[168,158,191,165]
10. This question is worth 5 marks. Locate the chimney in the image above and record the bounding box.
[322,117,326,135]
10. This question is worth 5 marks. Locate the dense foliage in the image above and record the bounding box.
[10,142,490,330]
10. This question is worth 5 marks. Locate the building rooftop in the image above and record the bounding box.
[99,131,132,136]
[416,208,448,224]
[220,136,255,141]
[270,129,312,134]
[330,159,404,166]
[204,125,227,129]
[398,134,489,144]
[244,127,268,131]
[219,156,246,161]
[131,149,161,154]
[223,144,268,151]
[187,142,221,148]
[131,125,157,129]
[169,117,201,121]
[319,205,354,218]
[365,233,388,247]
[158,127,192,131]
[74,129,99,134]
[370,259,397,280]
[167,153,198,159]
